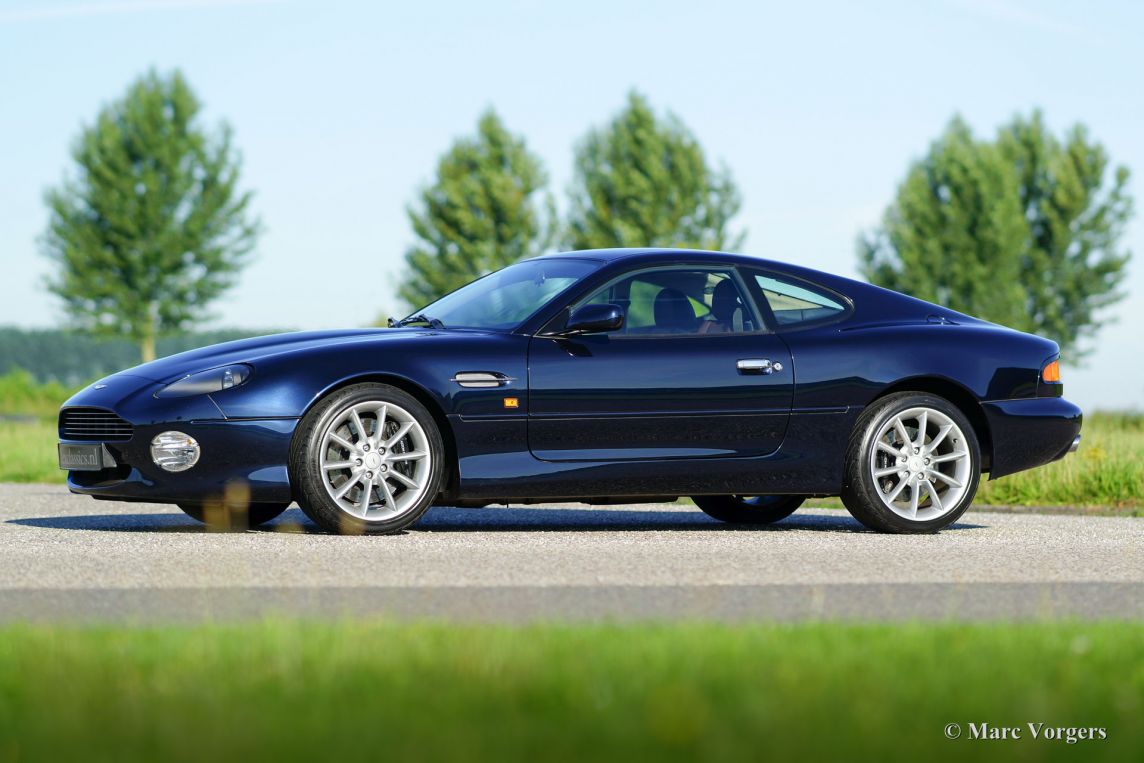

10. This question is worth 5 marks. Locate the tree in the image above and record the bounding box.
[860,112,1132,356]
[42,69,260,362]
[859,117,1030,331]
[997,111,1133,352]
[399,109,555,308]
[565,91,744,251]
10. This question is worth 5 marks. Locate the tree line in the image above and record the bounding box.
[0,327,280,386]
[40,70,1132,363]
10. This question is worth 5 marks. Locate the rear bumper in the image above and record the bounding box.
[981,397,1082,479]
[63,418,297,505]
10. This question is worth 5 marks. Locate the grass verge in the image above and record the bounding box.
[0,370,71,483]
[0,621,1140,762]
[0,420,62,483]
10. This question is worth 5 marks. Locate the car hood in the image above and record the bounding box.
[114,328,450,383]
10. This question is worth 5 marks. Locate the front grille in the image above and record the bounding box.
[59,407,134,441]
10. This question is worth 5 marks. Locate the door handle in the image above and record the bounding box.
[737,358,783,375]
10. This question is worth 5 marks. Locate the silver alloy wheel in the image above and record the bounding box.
[317,400,432,520]
[869,406,971,522]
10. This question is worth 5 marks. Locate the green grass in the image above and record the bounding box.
[0,420,62,483]
[0,368,1140,508]
[0,368,70,483]
[0,621,1139,762]
[0,370,73,483]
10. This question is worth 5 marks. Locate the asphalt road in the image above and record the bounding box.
[1,483,1140,622]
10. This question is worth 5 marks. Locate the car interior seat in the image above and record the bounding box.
[653,288,698,333]
[699,279,743,333]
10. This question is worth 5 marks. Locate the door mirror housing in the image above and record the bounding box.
[561,304,625,335]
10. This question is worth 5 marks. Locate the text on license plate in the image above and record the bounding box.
[58,444,111,471]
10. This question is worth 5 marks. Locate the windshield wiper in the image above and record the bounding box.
[389,313,445,329]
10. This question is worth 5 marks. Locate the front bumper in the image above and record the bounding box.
[58,372,298,505]
[63,418,297,505]
[981,397,1083,479]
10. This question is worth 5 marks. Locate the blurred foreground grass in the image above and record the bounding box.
[0,620,1140,762]
[0,369,1140,509]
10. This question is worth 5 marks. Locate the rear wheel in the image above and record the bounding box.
[290,383,445,535]
[841,392,980,533]
[692,495,805,524]
[178,502,289,529]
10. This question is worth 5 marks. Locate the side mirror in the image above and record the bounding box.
[561,303,624,335]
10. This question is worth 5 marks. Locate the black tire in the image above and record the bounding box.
[841,392,981,534]
[179,502,289,529]
[692,495,805,524]
[290,383,445,535]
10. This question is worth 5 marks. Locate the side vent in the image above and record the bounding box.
[450,372,515,389]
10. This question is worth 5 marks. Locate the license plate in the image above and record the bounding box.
[58,443,114,471]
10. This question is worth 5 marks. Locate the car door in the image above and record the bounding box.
[527,265,794,461]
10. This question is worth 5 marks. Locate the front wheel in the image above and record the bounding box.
[692,495,805,524]
[179,502,289,529]
[290,383,445,535]
[841,392,981,533]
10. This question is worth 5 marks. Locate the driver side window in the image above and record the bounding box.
[580,268,758,336]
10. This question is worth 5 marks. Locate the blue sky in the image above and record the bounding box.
[1,0,1141,409]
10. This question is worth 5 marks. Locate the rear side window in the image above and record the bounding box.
[755,274,846,327]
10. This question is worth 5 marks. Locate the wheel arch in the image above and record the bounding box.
[289,373,460,501]
[871,376,993,471]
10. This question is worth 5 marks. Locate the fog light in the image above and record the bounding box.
[150,431,200,472]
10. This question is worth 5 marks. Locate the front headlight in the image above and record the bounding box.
[156,364,252,398]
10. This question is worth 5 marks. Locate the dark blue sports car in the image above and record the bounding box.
[58,249,1082,534]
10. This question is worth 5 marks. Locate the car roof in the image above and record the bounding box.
[537,247,784,267]
[536,248,845,285]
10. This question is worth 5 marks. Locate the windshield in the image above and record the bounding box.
[404,258,602,330]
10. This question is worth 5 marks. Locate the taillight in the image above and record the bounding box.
[1042,359,1061,383]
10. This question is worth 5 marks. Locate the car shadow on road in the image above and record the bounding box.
[7,506,986,534]
[8,513,243,533]
[414,507,986,533]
